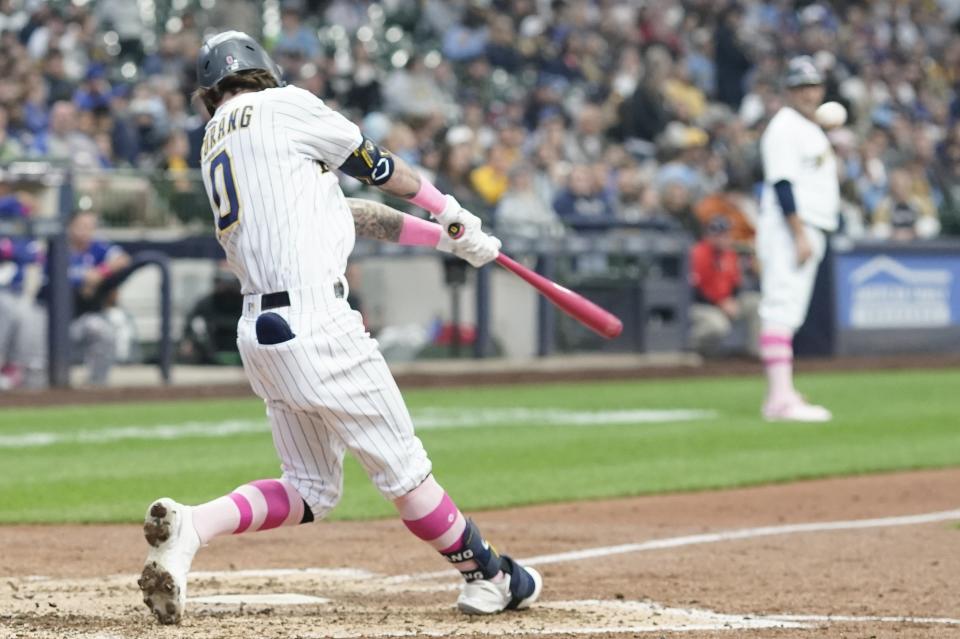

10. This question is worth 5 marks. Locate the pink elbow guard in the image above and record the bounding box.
[409,179,447,216]
[398,213,443,247]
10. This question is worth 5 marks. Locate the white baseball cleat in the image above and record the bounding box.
[457,556,543,615]
[138,498,201,624]
[763,397,832,422]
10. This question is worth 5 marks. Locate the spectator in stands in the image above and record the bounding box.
[383,55,455,120]
[0,106,24,163]
[689,217,759,357]
[871,167,941,241]
[74,64,112,113]
[344,41,383,114]
[435,133,489,220]
[931,127,960,235]
[442,3,489,63]
[496,164,563,239]
[714,5,753,109]
[615,164,657,223]
[553,164,617,231]
[19,74,51,139]
[660,178,700,237]
[837,179,868,239]
[694,185,757,245]
[656,122,710,200]
[128,91,169,159]
[159,130,191,181]
[563,102,608,165]
[663,60,708,123]
[179,264,242,366]
[685,28,716,97]
[274,0,320,60]
[143,33,190,79]
[470,143,514,208]
[41,49,75,105]
[65,209,131,385]
[33,101,100,169]
[485,14,522,72]
[614,45,672,143]
[0,192,45,390]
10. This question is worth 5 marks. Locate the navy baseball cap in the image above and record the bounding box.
[784,55,823,88]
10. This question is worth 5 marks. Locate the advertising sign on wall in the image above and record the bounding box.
[835,254,960,329]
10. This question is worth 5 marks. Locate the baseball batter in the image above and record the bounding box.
[756,56,838,422]
[138,32,541,624]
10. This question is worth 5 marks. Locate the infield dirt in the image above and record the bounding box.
[1,468,957,638]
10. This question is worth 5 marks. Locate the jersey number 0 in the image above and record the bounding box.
[209,150,240,233]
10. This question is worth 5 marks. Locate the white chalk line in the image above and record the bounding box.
[190,567,375,580]
[0,408,715,448]
[384,507,960,583]
[771,613,960,625]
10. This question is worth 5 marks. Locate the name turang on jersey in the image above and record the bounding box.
[760,106,839,231]
[200,104,254,159]
[200,85,364,296]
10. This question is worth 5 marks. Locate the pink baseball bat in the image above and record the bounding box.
[495,252,623,339]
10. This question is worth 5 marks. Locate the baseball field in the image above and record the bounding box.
[1,367,959,638]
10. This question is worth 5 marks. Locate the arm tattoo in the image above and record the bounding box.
[376,154,422,199]
[346,198,405,242]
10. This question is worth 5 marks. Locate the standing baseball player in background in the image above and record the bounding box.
[756,56,838,422]
[137,32,541,624]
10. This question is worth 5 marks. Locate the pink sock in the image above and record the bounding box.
[395,475,502,578]
[760,328,795,404]
[191,478,306,544]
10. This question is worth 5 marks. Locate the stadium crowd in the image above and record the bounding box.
[1,0,960,240]
[3,0,960,385]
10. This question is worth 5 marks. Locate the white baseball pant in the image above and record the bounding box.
[756,212,827,331]
[236,281,432,518]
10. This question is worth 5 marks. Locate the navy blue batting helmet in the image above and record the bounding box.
[784,55,823,88]
[197,31,284,90]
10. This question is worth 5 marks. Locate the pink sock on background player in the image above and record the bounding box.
[191,478,306,544]
[760,326,795,404]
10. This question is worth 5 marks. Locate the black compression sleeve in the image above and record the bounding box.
[338,137,396,185]
[773,179,797,218]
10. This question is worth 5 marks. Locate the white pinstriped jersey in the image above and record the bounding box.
[200,85,364,295]
[199,84,434,512]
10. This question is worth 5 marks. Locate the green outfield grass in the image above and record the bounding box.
[1,368,958,524]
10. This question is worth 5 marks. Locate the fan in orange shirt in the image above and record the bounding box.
[688,217,759,356]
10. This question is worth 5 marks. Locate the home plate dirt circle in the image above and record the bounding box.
[1,471,959,638]
[180,566,809,634]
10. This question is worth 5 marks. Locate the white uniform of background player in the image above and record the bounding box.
[757,56,838,422]
[138,32,541,626]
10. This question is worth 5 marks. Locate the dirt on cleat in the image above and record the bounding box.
[144,503,172,547]
[138,562,181,624]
